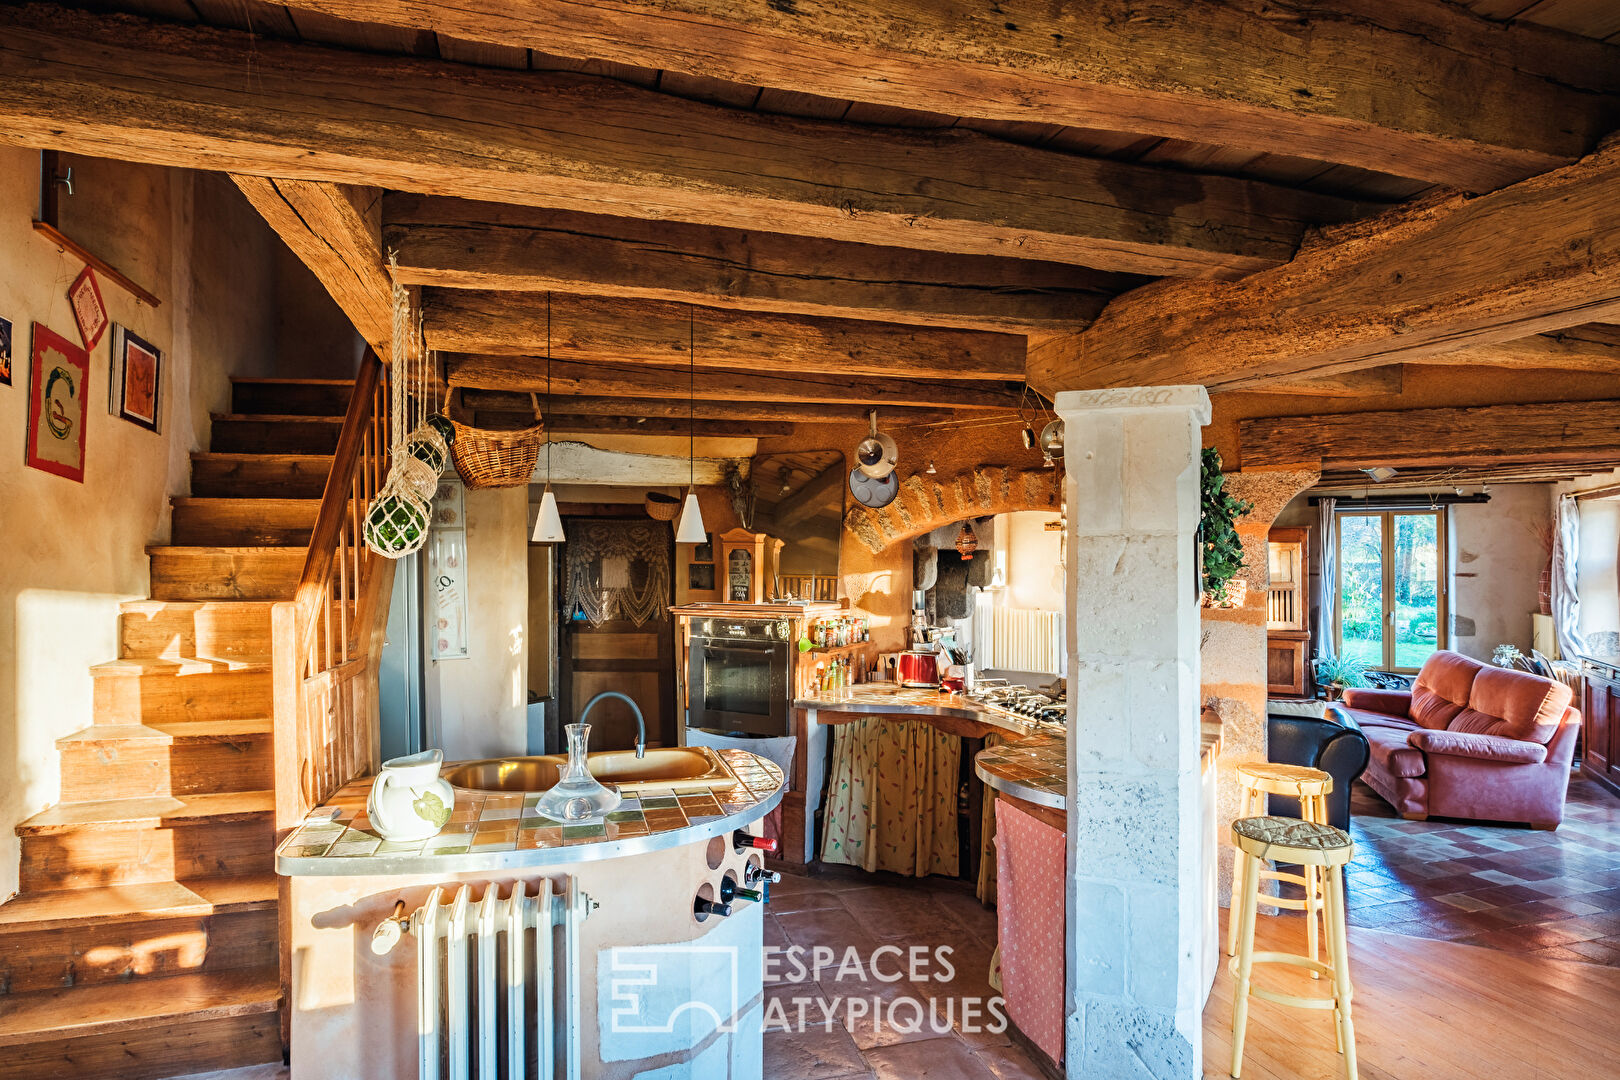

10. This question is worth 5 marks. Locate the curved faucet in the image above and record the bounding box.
[579,691,646,758]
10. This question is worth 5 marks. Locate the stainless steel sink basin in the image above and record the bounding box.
[443,746,738,794]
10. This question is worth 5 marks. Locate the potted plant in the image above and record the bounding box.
[1200,448,1253,607]
[1313,654,1369,701]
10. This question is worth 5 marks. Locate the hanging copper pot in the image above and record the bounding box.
[955,521,978,560]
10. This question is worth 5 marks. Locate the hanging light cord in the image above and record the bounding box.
[689,304,695,488]
[546,291,552,483]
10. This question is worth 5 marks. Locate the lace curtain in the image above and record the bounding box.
[1553,494,1588,659]
[562,520,671,628]
[1316,497,1338,660]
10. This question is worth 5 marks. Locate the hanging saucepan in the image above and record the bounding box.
[855,409,899,479]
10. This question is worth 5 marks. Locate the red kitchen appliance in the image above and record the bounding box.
[898,650,941,689]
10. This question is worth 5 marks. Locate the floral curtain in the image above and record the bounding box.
[977,731,1007,905]
[820,716,960,877]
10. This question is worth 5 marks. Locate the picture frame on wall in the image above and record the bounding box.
[25,323,91,483]
[692,534,715,563]
[110,325,161,432]
[688,563,715,592]
[0,315,12,386]
[68,266,109,350]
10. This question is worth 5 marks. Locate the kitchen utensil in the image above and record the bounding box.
[898,650,940,688]
[849,466,898,509]
[855,409,899,479]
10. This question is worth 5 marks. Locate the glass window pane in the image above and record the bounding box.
[1393,513,1441,669]
[1338,514,1385,667]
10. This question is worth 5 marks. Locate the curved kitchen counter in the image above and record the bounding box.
[795,683,1064,739]
[974,721,1224,811]
[276,748,784,876]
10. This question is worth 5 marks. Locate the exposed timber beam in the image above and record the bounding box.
[425,291,1026,380]
[772,463,849,533]
[458,392,959,426]
[0,4,1365,279]
[384,195,1135,333]
[1228,366,1404,397]
[1413,326,1620,374]
[1027,143,1620,396]
[282,0,1620,191]
[446,355,1022,410]
[1241,399,1620,472]
[233,177,389,351]
[473,413,794,438]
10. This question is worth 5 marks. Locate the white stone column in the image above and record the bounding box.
[1056,386,1211,1080]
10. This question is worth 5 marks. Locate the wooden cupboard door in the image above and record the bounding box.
[1266,635,1308,697]
[1584,675,1614,786]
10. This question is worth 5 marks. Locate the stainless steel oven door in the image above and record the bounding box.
[688,636,791,736]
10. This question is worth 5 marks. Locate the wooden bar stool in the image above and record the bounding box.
[1226,762,1334,970]
[1229,815,1358,1080]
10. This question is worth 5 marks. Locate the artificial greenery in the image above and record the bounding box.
[1200,448,1252,603]
[1313,653,1370,690]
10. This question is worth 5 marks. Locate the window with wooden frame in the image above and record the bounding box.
[1335,510,1447,673]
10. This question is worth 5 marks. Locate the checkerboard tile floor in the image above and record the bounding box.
[1344,774,1620,965]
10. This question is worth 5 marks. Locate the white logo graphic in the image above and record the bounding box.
[607,945,743,1035]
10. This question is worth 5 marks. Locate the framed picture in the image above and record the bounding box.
[26,323,91,483]
[692,534,715,563]
[0,315,11,386]
[111,325,161,432]
[68,266,108,350]
[688,563,715,592]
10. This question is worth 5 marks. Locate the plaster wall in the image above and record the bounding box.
[1450,485,1552,660]
[1004,510,1065,612]
[0,149,292,901]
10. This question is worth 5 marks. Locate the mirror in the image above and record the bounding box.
[751,450,843,600]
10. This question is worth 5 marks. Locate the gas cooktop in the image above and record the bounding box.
[968,684,1067,725]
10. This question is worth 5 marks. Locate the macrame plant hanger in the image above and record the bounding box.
[364,275,448,558]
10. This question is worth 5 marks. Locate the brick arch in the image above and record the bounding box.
[842,465,1060,554]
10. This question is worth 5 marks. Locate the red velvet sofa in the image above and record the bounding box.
[1329,650,1581,830]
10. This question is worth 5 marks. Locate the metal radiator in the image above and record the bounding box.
[410,879,592,1080]
[976,604,1064,675]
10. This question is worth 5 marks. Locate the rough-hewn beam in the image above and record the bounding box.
[446,355,1022,410]
[384,195,1134,333]
[459,391,958,425]
[1241,399,1620,471]
[1230,366,1404,397]
[286,0,1620,191]
[0,4,1364,279]
[472,412,794,438]
[424,291,1027,380]
[1415,326,1620,374]
[1028,144,1620,395]
[233,176,389,351]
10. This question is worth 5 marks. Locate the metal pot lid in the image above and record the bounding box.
[848,465,899,508]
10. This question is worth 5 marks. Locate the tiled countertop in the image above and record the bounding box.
[276,749,784,876]
[796,684,1064,739]
[974,721,1224,812]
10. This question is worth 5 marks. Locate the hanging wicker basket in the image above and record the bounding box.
[449,389,546,489]
[645,491,681,521]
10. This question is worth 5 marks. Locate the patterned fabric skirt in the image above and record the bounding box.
[819,716,960,877]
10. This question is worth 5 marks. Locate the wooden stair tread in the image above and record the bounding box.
[145,545,306,556]
[57,719,273,746]
[119,599,277,615]
[91,657,270,676]
[189,452,332,465]
[0,874,277,933]
[171,496,323,507]
[211,413,345,424]
[0,967,279,1045]
[17,791,274,835]
[230,377,355,386]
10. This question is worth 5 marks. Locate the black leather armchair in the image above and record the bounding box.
[1266,707,1370,831]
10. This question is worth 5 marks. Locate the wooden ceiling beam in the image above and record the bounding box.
[457,392,959,426]
[232,177,389,352]
[1241,399,1620,472]
[0,4,1364,279]
[384,194,1135,333]
[445,355,1022,410]
[1229,366,1404,398]
[1028,143,1620,395]
[281,0,1620,191]
[471,413,794,438]
[1411,326,1620,374]
[424,290,1026,380]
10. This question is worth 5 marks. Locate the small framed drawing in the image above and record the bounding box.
[0,315,12,386]
[111,326,161,432]
[692,534,715,563]
[68,266,109,350]
[688,563,715,592]
[26,323,91,483]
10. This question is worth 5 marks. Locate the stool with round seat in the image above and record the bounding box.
[1229,815,1358,1080]
[1227,762,1334,968]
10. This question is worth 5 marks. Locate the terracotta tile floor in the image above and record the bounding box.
[1344,773,1620,965]
[764,871,1049,1080]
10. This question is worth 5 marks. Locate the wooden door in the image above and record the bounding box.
[1584,670,1617,794]
[557,518,677,752]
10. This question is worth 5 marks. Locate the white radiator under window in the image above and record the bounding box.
[975,602,1064,675]
[411,878,592,1080]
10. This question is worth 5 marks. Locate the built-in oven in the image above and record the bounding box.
[686,618,793,736]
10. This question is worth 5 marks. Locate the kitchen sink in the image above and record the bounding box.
[442,745,738,795]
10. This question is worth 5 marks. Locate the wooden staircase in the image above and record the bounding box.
[0,377,359,1079]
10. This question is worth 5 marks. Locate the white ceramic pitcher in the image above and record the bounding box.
[367,748,456,842]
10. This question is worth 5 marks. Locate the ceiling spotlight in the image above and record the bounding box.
[1481,483,1490,494]
[1020,422,1037,450]
[1455,486,1464,496]
[1361,466,1399,483]
[926,461,937,475]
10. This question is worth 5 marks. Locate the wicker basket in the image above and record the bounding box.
[449,390,546,489]
[645,491,681,521]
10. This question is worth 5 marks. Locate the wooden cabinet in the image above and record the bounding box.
[1583,659,1620,797]
[1266,527,1311,697]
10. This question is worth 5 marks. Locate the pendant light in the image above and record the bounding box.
[531,292,566,543]
[675,303,707,544]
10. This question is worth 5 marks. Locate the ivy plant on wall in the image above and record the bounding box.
[1200,448,1252,605]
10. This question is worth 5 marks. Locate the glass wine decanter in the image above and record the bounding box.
[535,722,621,822]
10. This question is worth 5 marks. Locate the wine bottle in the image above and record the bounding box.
[743,863,782,887]
[693,896,733,918]
[733,830,779,854]
[719,877,764,904]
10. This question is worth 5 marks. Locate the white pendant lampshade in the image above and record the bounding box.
[675,490,706,544]
[532,488,565,543]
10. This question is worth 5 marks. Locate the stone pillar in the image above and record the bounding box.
[1056,386,1210,1080]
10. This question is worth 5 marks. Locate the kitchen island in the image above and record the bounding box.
[276,749,784,1080]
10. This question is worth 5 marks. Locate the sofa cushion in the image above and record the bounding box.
[1363,724,1427,779]
[1335,706,1418,734]
[1408,728,1549,765]
[1338,688,1412,718]
[1409,651,1482,730]
[1449,666,1573,743]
